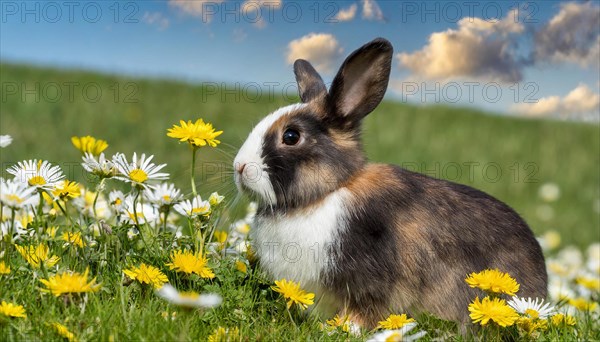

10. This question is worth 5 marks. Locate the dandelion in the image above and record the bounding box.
[507,297,555,319]
[166,250,215,278]
[0,135,12,148]
[7,159,65,190]
[367,323,426,342]
[123,263,168,289]
[144,183,182,209]
[81,152,114,178]
[167,119,223,148]
[550,313,576,327]
[15,243,60,268]
[271,279,315,310]
[0,301,26,318]
[113,152,168,190]
[61,231,86,248]
[235,260,247,274]
[209,192,224,206]
[71,135,108,156]
[465,269,520,296]
[325,314,350,333]
[468,296,519,327]
[378,313,416,330]
[207,326,239,342]
[173,195,211,217]
[50,322,77,342]
[0,261,10,275]
[568,297,598,311]
[40,268,101,296]
[0,178,37,210]
[155,284,222,308]
[51,180,81,201]
[214,231,228,248]
[575,275,600,293]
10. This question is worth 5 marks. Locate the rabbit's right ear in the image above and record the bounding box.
[327,38,393,126]
[294,59,327,103]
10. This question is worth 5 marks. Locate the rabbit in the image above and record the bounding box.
[233,37,547,329]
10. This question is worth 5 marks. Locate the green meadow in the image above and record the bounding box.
[2,63,598,246]
[0,63,598,341]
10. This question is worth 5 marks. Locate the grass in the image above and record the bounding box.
[0,63,599,340]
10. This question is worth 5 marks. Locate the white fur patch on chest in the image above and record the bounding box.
[251,188,350,291]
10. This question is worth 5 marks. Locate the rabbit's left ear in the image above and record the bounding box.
[294,59,327,103]
[328,38,393,125]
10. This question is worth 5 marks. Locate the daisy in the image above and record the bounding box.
[15,243,60,268]
[173,195,211,217]
[167,119,223,148]
[208,192,224,206]
[7,159,65,190]
[71,135,108,156]
[507,297,555,319]
[40,268,101,296]
[155,284,222,308]
[0,135,12,148]
[378,313,416,330]
[465,269,520,296]
[81,152,115,178]
[0,178,37,210]
[468,296,519,327]
[72,188,110,219]
[108,190,126,213]
[144,183,182,209]
[367,323,426,342]
[123,263,168,289]
[113,152,168,189]
[271,278,315,310]
[120,196,158,225]
[50,322,77,342]
[166,249,215,278]
[0,301,26,318]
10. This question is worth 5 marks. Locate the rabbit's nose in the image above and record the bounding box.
[236,163,246,175]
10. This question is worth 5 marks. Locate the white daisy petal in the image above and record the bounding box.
[507,296,555,319]
[7,159,65,190]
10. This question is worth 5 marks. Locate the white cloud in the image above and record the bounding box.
[169,0,225,23]
[512,84,600,119]
[286,33,343,74]
[535,2,600,67]
[142,12,170,30]
[242,0,282,28]
[362,0,384,21]
[397,10,525,83]
[334,4,357,22]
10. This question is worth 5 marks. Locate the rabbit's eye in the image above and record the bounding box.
[282,129,300,146]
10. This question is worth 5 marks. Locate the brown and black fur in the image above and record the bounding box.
[253,38,547,328]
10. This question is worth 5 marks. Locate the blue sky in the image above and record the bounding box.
[1,0,599,120]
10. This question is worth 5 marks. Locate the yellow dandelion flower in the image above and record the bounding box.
[516,317,548,335]
[51,322,77,342]
[71,135,108,156]
[326,314,350,332]
[568,297,598,311]
[52,180,81,200]
[61,232,86,248]
[47,226,59,239]
[40,268,101,296]
[123,263,168,289]
[15,243,60,268]
[166,250,215,279]
[468,296,519,327]
[207,326,239,342]
[465,269,520,296]
[167,119,223,148]
[0,261,10,275]
[575,276,600,292]
[550,313,576,327]
[378,313,416,330]
[0,301,26,318]
[235,260,247,274]
[271,279,315,310]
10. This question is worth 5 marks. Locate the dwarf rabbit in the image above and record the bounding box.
[233,38,547,328]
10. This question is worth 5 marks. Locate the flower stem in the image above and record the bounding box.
[286,305,297,328]
[93,178,106,219]
[190,146,198,197]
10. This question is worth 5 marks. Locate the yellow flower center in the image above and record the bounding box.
[192,206,209,214]
[129,169,148,183]
[115,198,122,205]
[29,176,46,186]
[162,195,171,201]
[525,309,540,320]
[5,194,24,204]
[179,292,200,300]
